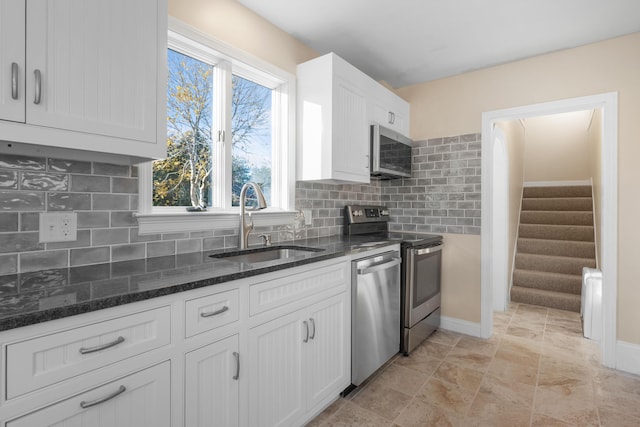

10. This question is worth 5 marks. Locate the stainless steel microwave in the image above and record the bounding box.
[370,123,413,179]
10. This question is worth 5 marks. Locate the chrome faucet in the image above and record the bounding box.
[239,182,268,249]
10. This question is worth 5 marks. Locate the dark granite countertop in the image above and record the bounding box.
[0,235,400,332]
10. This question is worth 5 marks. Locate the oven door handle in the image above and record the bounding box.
[356,257,401,275]
[413,245,443,256]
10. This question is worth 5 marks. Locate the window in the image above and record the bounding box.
[137,21,295,233]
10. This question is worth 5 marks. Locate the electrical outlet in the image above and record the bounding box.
[302,209,313,226]
[39,212,78,243]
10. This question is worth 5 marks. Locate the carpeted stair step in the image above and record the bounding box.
[520,210,593,226]
[511,286,581,312]
[512,269,582,294]
[522,197,592,211]
[519,224,594,242]
[516,238,596,258]
[515,253,596,276]
[523,185,592,198]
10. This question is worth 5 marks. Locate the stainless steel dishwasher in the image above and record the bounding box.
[351,249,401,386]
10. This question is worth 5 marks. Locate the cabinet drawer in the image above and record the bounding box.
[185,289,239,338]
[7,361,170,427]
[6,306,171,399]
[250,262,348,316]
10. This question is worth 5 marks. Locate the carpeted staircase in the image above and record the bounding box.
[510,185,596,312]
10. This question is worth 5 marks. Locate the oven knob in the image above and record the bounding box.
[356,210,363,217]
[381,210,389,216]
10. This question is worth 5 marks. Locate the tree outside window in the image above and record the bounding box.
[153,49,273,209]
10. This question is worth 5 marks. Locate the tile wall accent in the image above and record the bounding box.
[0,133,478,274]
[294,181,382,238]
[381,133,482,235]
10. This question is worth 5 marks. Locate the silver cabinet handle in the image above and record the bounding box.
[233,351,240,380]
[388,111,393,124]
[365,154,369,169]
[80,385,126,409]
[309,318,316,340]
[79,336,125,354]
[303,320,309,343]
[11,62,18,100]
[200,305,229,318]
[391,112,396,124]
[33,69,41,104]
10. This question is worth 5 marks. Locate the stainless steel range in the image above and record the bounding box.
[344,205,443,356]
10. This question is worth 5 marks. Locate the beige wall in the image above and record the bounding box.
[398,32,640,344]
[523,111,591,182]
[441,233,481,322]
[496,120,526,288]
[168,0,317,74]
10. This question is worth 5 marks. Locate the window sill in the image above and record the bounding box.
[135,209,299,235]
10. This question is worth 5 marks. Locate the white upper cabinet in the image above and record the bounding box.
[296,52,410,183]
[0,0,25,123]
[297,52,370,183]
[0,0,167,163]
[368,82,410,136]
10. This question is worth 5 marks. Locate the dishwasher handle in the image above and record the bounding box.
[356,257,401,275]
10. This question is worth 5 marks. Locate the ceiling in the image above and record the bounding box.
[237,0,640,88]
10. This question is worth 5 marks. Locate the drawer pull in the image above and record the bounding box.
[79,336,125,354]
[200,305,229,318]
[80,385,126,409]
[233,351,240,380]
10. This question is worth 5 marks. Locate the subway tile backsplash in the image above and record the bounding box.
[381,133,482,235]
[0,132,480,273]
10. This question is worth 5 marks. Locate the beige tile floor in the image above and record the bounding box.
[307,303,640,427]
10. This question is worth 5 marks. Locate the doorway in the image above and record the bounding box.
[480,92,618,368]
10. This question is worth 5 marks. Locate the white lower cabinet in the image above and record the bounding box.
[0,258,351,427]
[185,334,240,427]
[7,362,170,427]
[248,292,349,427]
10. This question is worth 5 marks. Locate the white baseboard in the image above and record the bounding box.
[523,180,591,187]
[616,340,640,376]
[440,316,482,338]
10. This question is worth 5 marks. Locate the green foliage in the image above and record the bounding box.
[154,49,273,208]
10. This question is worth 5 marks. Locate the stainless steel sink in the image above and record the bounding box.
[209,245,324,264]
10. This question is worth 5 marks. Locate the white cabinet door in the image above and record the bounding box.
[369,84,410,136]
[249,310,305,427]
[332,76,370,182]
[25,0,158,143]
[249,291,350,426]
[0,0,25,123]
[297,53,370,183]
[185,334,240,427]
[7,362,170,427]
[305,293,350,408]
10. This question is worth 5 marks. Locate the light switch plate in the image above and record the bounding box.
[39,212,78,243]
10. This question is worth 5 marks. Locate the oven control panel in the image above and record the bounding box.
[344,205,390,224]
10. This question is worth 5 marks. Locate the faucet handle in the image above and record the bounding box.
[258,234,272,246]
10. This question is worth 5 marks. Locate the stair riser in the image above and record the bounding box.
[512,270,582,294]
[511,287,581,312]
[522,198,592,211]
[520,211,593,226]
[517,238,595,258]
[519,224,594,242]
[523,186,592,198]
[515,254,596,276]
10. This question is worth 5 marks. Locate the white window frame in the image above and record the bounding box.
[136,18,296,234]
